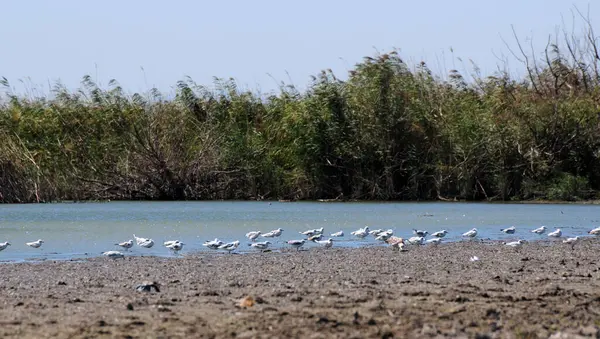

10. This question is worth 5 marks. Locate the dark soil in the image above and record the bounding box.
[1,240,599,338]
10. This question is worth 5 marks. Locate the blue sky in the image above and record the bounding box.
[1,0,598,95]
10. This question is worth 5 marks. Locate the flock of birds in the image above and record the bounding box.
[1,224,598,259]
[449,224,598,250]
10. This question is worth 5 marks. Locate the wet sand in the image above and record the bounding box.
[1,240,599,338]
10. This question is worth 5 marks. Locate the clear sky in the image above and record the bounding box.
[1,0,598,95]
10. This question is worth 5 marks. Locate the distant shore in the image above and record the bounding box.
[4,198,600,205]
[1,240,599,338]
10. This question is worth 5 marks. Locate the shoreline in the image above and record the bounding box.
[2,198,600,205]
[1,240,600,338]
[0,238,584,264]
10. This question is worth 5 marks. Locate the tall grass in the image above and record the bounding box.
[1,16,600,202]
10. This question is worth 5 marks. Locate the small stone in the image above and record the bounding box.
[157,305,171,312]
[454,295,469,303]
[135,281,160,293]
[316,317,329,324]
[485,308,500,320]
[421,324,438,336]
[353,311,360,325]
[579,326,600,337]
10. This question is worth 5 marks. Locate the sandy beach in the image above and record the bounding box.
[1,239,599,338]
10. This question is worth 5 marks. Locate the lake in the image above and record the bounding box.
[0,201,598,262]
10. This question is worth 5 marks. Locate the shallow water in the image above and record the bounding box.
[0,201,598,262]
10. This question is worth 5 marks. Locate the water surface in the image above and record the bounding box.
[0,201,598,262]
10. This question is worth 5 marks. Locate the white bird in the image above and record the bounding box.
[163,240,180,247]
[589,227,600,235]
[425,238,442,245]
[287,239,306,251]
[330,230,344,237]
[218,240,240,253]
[462,228,478,238]
[245,231,261,241]
[431,230,448,238]
[139,239,154,248]
[531,226,547,235]
[26,239,44,248]
[298,228,317,236]
[351,226,369,238]
[115,240,134,251]
[299,227,324,237]
[505,240,526,248]
[261,231,276,238]
[0,242,11,252]
[307,234,323,242]
[500,226,516,234]
[262,228,284,238]
[469,256,480,262]
[413,229,429,237]
[563,236,579,249]
[165,241,184,254]
[102,251,125,259]
[406,236,424,245]
[133,234,152,246]
[375,231,393,241]
[368,229,384,236]
[314,238,333,248]
[203,238,223,250]
[548,229,562,238]
[248,241,271,251]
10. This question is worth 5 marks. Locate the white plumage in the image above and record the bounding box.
[548,229,562,238]
[531,226,547,235]
[26,239,44,248]
[462,228,478,238]
[0,241,11,251]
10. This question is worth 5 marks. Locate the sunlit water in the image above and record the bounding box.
[0,201,598,262]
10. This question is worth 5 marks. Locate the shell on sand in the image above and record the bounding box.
[239,296,255,308]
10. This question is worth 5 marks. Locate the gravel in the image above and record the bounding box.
[1,239,600,338]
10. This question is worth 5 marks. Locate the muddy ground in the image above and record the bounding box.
[1,239,600,338]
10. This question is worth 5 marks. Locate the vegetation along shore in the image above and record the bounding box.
[2,18,600,203]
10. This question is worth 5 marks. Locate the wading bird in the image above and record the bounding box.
[26,239,44,248]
